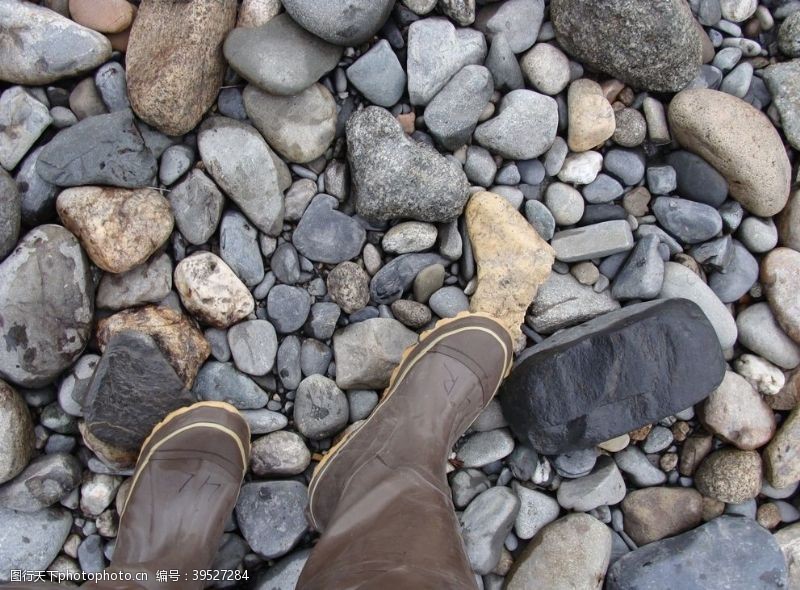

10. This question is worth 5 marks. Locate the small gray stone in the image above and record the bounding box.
[0,505,72,582]
[327,262,370,315]
[382,222,438,254]
[346,40,407,107]
[604,149,645,187]
[464,145,497,186]
[347,389,379,421]
[456,429,515,468]
[205,328,231,363]
[277,335,302,390]
[371,253,447,304]
[158,144,193,186]
[0,168,20,261]
[429,286,469,318]
[764,60,800,151]
[267,285,311,333]
[283,179,317,222]
[451,468,492,509]
[474,89,558,159]
[556,456,626,511]
[708,241,758,303]
[300,338,331,376]
[653,197,723,244]
[294,375,348,440]
[94,61,129,112]
[228,320,278,377]
[251,431,310,476]
[691,235,734,271]
[738,216,778,254]
[220,210,265,288]
[611,235,664,300]
[528,272,620,334]
[252,548,310,590]
[241,409,289,435]
[736,302,800,370]
[485,34,524,92]
[293,194,367,264]
[78,534,104,573]
[193,362,269,409]
[551,220,634,262]
[57,354,99,416]
[614,445,667,487]
[460,486,520,575]
[425,65,494,150]
[778,11,800,57]
[235,481,308,560]
[224,13,343,96]
[646,165,677,195]
[0,453,81,512]
[271,242,301,285]
[282,0,394,46]
[720,61,753,98]
[14,147,58,227]
[96,253,172,311]
[169,170,225,246]
[0,86,52,171]
[555,449,598,478]
[545,182,584,226]
[512,481,560,540]
[524,200,556,241]
[36,109,156,188]
[475,0,545,53]
[583,174,624,204]
[666,150,729,208]
[642,426,674,454]
[305,302,341,341]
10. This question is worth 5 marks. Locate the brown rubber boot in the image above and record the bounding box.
[5,402,250,590]
[297,313,513,590]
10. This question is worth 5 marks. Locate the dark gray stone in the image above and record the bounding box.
[666,150,729,208]
[252,548,310,590]
[305,302,341,341]
[0,505,72,582]
[235,481,308,560]
[36,109,157,188]
[652,197,723,244]
[579,204,627,226]
[347,106,470,222]
[293,194,366,264]
[15,146,59,226]
[277,335,302,390]
[282,0,394,46]
[464,145,497,186]
[346,40,407,108]
[611,234,664,300]
[604,149,645,186]
[524,199,556,241]
[551,0,703,92]
[502,299,726,454]
[220,210,265,288]
[708,241,759,303]
[168,170,224,246]
[424,65,494,150]
[0,225,93,388]
[94,61,129,112]
[646,165,677,195]
[193,361,269,409]
[267,285,311,333]
[300,338,331,377]
[0,167,20,260]
[84,332,193,457]
[78,534,105,573]
[606,516,788,589]
[271,242,301,285]
[0,453,81,512]
[370,253,447,304]
[485,34,525,92]
[690,235,734,272]
[583,173,624,204]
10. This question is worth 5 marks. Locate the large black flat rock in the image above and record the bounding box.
[500,298,725,454]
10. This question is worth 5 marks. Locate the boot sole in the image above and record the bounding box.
[307,311,512,531]
[121,401,251,516]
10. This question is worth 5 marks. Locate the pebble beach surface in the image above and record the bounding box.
[1,0,800,588]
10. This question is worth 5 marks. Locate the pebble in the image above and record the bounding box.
[702,370,775,450]
[0,506,73,582]
[456,429,515,468]
[168,170,225,246]
[347,390,379,422]
[0,381,35,485]
[557,150,603,184]
[266,285,311,334]
[270,242,300,285]
[556,456,626,511]
[555,449,598,478]
[612,234,664,300]
[37,109,157,189]
[383,222,438,254]
[241,409,288,435]
[606,516,788,589]
[244,83,336,164]
[738,216,778,254]
[294,375,348,440]
[426,65,494,151]
[174,252,255,329]
[0,169,20,260]
[346,40,407,108]
[0,86,52,171]
[158,145,193,186]
[486,34,525,92]
[57,186,173,274]
[474,0,544,53]
[528,271,620,334]
[390,299,432,329]
[372,253,447,304]
[333,318,418,389]
[326,262,369,315]
[778,11,800,56]
[429,286,469,318]
[96,253,172,311]
[707,241,758,303]
[765,406,800,489]
[460,486,520,575]
[293,195,367,264]
[762,248,800,344]
[0,0,111,85]
[347,107,469,222]
[14,147,57,228]
[237,0,282,28]
[775,523,800,589]
[306,302,341,341]
[505,513,611,590]
[227,320,278,378]
[225,13,342,96]
[69,77,106,120]
[612,107,646,147]
[603,149,645,187]
[736,303,800,370]
[474,89,558,159]
[659,261,737,350]
[567,79,616,152]
[652,197,722,245]
[544,183,584,226]
[282,0,393,46]
[551,220,634,262]
[641,426,674,454]
[695,448,762,503]
[524,200,556,241]
[193,362,268,410]
[520,43,571,96]
[583,174,624,204]
[250,431,310,477]
[464,145,497,187]
[252,549,310,590]
[235,481,308,560]
[668,88,791,217]
[551,0,702,92]
[614,445,667,487]
[198,117,284,236]
[406,17,487,105]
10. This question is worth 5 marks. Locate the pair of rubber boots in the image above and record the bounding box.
[8,314,512,590]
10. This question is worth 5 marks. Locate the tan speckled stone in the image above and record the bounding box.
[69,0,135,34]
[0,380,35,484]
[763,248,800,344]
[765,405,800,489]
[466,191,555,351]
[695,448,762,503]
[567,79,616,152]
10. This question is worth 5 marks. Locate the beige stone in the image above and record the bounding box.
[0,380,35,484]
[237,0,282,28]
[778,189,800,252]
[765,405,800,489]
[679,433,713,476]
[57,186,173,274]
[774,522,800,589]
[767,369,800,411]
[506,513,611,590]
[762,248,800,344]
[466,191,555,351]
[243,83,337,164]
[668,89,791,217]
[701,370,776,450]
[567,79,616,152]
[126,0,237,136]
[69,0,136,34]
[174,252,254,329]
[96,305,210,388]
[621,487,703,545]
[694,448,762,503]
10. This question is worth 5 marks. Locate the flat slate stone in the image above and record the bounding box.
[606,516,788,590]
[551,220,635,262]
[501,299,726,454]
[83,331,193,466]
[36,109,157,188]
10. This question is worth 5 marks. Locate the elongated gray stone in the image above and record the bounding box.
[551,220,634,262]
[370,253,447,304]
[527,272,620,334]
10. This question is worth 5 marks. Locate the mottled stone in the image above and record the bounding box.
[621,487,703,545]
[762,248,800,343]
[695,448,762,503]
[765,406,800,489]
[0,380,35,484]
